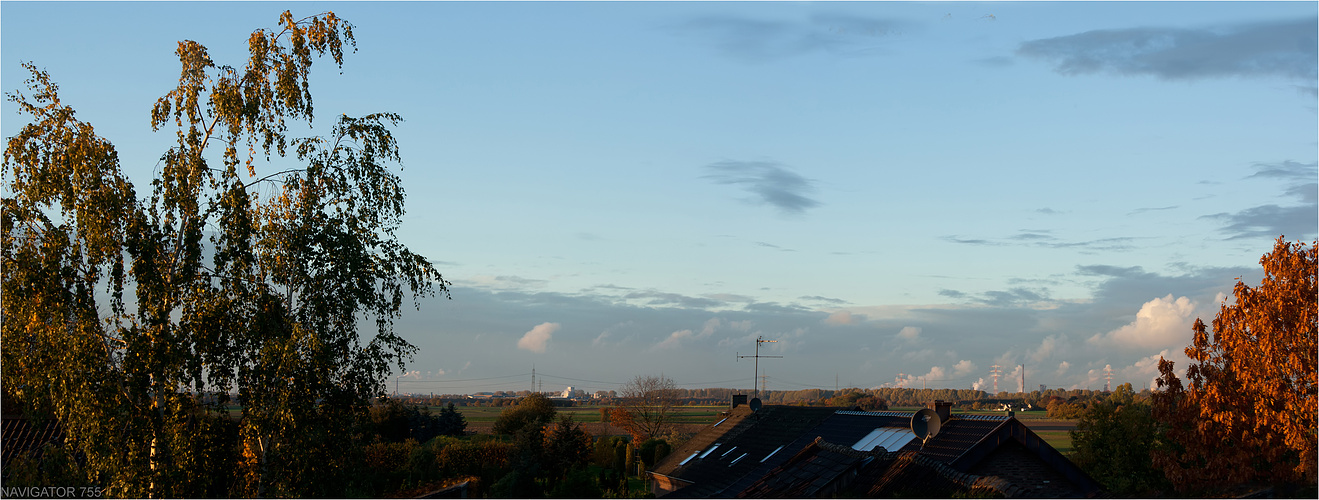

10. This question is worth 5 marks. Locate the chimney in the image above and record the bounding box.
[731,394,748,409]
[928,400,952,423]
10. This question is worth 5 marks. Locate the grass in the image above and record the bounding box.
[1036,430,1073,455]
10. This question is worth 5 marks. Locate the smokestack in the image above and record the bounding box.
[1020,364,1025,394]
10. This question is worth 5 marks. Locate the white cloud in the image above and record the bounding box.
[1088,295,1197,350]
[1056,361,1070,376]
[890,366,947,388]
[594,321,640,348]
[728,320,754,332]
[1112,348,1193,391]
[896,326,921,342]
[953,359,977,377]
[1007,364,1024,393]
[1029,334,1067,363]
[517,322,559,353]
[657,318,724,350]
[656,329,695,349]
[699,318,721,337]
[825,310,863,325]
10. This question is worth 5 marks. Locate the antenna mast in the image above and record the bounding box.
[737,336,782,400]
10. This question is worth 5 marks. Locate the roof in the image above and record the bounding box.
[738,437,1024,498]
[1,414,64,481]
[650,405,1102,498]
[651,405,839,498]
[736,437,888,498]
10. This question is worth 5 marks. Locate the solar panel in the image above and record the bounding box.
[699,443,721,459]
[851,427,917,452]
[678,451,700,466]
[760,445,785,463]
[728,452,749,466]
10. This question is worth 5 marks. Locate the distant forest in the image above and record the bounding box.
[403,386,1121,408]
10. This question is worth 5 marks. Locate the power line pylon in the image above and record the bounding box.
[1104,366,1114,392]
[990,364,1002,393]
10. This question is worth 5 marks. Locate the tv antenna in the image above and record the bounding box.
[737,336,782,400]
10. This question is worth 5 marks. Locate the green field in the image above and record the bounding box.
[1036,430,1073,455]
[448,404,1076,454]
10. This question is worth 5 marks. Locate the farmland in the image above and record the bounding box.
[449,404,1075,453]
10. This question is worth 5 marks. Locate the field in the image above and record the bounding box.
[445,405,727,436]
[451,404,1076,454]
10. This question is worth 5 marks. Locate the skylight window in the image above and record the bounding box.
[713,417,729,427]
[699,443,721,459]
[760,445,785,463]
[851,428,917,452]
[728,452,749,466]
[720,446,738,457]
[678,451,700,466]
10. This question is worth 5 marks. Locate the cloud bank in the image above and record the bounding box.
[1018,17,1318,86]
[395,257,1256,394]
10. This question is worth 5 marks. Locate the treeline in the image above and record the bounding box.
[402,387,1131,409]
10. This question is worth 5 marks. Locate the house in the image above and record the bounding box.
[647,400,1101,498]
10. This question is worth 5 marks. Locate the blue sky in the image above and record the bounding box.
[4,1,1316,396]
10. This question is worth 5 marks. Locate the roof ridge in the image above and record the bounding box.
[889,450,1025,498]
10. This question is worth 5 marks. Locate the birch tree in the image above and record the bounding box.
[2,11,447,497]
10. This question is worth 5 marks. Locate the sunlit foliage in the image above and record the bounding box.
[2,11,445,497]
[1153,237,1316,494]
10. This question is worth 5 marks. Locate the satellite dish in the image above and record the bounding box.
[749,397,762,412]
[911,408,941,448]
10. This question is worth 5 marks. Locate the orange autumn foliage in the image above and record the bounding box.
[1153,237,1317,493]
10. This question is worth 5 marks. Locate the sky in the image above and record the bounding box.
[3,1,1316,397]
